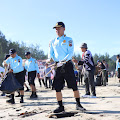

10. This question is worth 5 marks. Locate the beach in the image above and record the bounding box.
[0,77,120,120]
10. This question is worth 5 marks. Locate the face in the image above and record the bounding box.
[25,54,31,59]
[55,27,65,37]
[10,52,17,58]
[81,48,86,52]
[45,64,48,67]
[117,56,119,59]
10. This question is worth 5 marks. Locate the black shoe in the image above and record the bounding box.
[30,94,38,98]
[53,106,65,113]
[6,95,11,98]
[15,95,21,97]
[6,99,15,104]
[92,93,96,96]
[76,104,86,111]
[1,93,5,96]
[85,93,90,95]
[25,89,30,92]
[20,99,24,103]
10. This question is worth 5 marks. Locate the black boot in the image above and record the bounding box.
[1,92,5,96]
[6,94,15,104]
[76,98,86,111]
[30,92,38,98]
[76,104,86,111]
[25,88,30,92]
[53,100,65,113]
[53,106,64,113]
[15,91,21,97]
[20,95,24,103]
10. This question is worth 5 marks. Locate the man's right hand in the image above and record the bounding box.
[3,63,8,67]
[46,58,54,63]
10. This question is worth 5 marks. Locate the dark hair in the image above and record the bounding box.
[117,55,120,58]
[102,59,105,62]
[4,54,10,60]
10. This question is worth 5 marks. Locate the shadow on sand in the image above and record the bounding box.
[85,110,120,114]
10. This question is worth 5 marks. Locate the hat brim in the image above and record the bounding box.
[25,54,30,56]
[80,46,88,49]
[53,25,63,29]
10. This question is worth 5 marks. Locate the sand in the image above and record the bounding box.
[0,77,120,120]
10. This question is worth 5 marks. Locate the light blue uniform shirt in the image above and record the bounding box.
[116,59,120,71]
[25,57,39,73]
[5,55,24,73]
[48,35,74,62]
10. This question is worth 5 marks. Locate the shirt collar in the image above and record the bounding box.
[28,57,32,60]
[57,34,65,40]
[12,54,18,59]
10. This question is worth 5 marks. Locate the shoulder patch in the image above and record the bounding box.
[69,40,72,47]
[18,59,20,62]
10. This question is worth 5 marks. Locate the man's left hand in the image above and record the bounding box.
[37,73,40,78]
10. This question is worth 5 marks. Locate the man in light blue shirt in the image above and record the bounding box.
[48,22,86,113]
[3,49,25,104]
[25,52,40,98]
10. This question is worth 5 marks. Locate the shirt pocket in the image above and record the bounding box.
[61,42,67,49]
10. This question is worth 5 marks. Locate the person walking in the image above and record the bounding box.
[48,22,86,113]
[3,49,25,104]
[25,52,40,98]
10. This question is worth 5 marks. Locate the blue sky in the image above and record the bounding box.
[0,0,120,57]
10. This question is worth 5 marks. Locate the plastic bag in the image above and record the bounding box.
[0,72,23,94]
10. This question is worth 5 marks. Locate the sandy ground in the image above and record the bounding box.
[0,77,120,120]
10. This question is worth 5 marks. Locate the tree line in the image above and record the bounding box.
[0,31,47,65]
[0,30,116,72]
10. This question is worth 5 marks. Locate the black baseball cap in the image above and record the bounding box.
[53,22,65,29]
[25,52,31,56]
[9,49,16,55]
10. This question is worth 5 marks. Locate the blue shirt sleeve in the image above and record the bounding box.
[5,58,10,65]
[63,39,74,61]
[24,61,28,71]
[34,59,39,73]
[116,61,119,71]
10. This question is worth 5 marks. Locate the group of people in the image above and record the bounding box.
[0,21,97,113]
[96,59,108,86]
[1,50,42,104]
[1,21,119,114]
